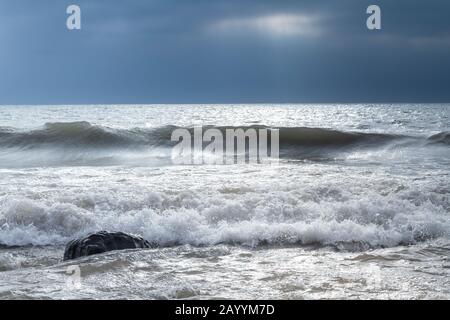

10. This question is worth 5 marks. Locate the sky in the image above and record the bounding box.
[0,0,449,104]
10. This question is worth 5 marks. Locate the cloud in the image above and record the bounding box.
[0,0,449,103]
[210,13,321,37]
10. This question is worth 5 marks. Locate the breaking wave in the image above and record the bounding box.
[0,122,447,167]
[428,131,450,145]
[0,121,435,149]
[0,180,449,249]
[0,122,174,149]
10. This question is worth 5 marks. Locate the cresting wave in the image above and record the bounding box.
[0,122,169,149]
[428,131,450,145]
[0,121,446,150]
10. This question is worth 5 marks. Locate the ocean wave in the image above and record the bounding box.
[0,121,427,149]
[0,183,448,249]
[0,122,446,167]
[0,122,171,149]
[428,131,450,145]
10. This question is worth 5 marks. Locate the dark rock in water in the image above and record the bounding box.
[63,231,152,260]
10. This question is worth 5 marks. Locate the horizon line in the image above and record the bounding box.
[1,101,450,107]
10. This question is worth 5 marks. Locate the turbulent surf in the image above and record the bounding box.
[0,104,449,299]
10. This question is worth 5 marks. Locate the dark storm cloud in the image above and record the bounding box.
[0,0,449,104]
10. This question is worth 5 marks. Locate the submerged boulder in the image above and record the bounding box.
[63,231,152,260]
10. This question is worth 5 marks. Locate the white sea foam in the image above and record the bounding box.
[1,175,448,248]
